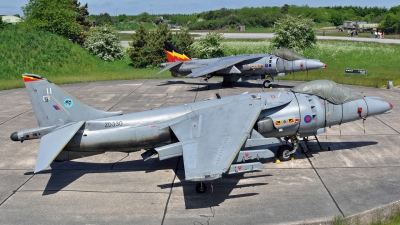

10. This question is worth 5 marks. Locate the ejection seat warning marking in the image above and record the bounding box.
[304,115,312,123]
[53,105,60,110]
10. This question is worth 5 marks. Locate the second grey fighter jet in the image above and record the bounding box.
[157,42,327,89]
[11,74,392,193]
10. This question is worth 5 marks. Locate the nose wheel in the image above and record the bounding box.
[195,182,207,193]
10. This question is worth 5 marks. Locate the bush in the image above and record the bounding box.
[271,15,316,51]
[83,25,125,61]
[192,32,224,59]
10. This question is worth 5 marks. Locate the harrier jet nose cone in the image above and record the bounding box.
[305,60,327,70]
[364,97,394,115]
[10,132,19,141]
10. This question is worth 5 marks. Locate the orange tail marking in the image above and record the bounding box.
[166,51,190,62]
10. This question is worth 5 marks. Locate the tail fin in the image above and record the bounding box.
[164,41,190,62]
[23,74,122,127]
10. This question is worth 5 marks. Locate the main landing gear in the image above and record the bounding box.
[262,80,271,88]
[204,75,212,90]
[195,182,207,193]
[277,137,299,161]
[277,144,293,161]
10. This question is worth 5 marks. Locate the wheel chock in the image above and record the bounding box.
[290,157,294,161]
[275,159,280,163]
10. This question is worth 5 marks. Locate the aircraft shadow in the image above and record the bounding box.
[23,141,376,208]
[157,80,295,92]
[290,141,378,160]
[25,156,270,209]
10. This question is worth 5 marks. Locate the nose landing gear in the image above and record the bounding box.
[195,182,207,193]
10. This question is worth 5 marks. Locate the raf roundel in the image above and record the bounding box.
[64,98,74,108]
[304,115,312,123]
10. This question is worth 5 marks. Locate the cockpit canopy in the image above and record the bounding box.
[291,80,363,104]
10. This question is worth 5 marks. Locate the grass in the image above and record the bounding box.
[330,208,400,225]
[0,27,170,90]
[221,40,400,88]
[1,26,400,90]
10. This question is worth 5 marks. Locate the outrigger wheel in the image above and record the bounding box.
[277,144,293,161]
[263,80,271,88]
[196,182,207,194]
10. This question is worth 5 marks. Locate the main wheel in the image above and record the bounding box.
[195,182,207,194]
[263,80,271,88]
[277,145,293,161]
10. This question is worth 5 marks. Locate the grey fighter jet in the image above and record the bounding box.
[11,74,392,193]
[157,42,327,89]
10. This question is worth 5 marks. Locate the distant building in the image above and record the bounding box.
[0,15,22,25]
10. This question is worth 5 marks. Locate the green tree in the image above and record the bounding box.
[271,15,316,51]
[73,0,91,45]
[0,17,8,29]
[128,23,151,67]
[117,14,128,22]
[173,29,195,58]
[147,23,173,66]
[22,0,83,39]
[95,13,112,26]
[137,12,152,23]
[83,25,125,61]
[192,32,224,59]
[380,6,400,34]
[330,12,344,26]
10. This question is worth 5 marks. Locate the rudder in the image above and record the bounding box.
[164,41,190,62]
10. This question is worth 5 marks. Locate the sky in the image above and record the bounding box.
[1,0,397,17]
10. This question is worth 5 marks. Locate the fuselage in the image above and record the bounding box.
[62,91,392,154]
[168,54,326,77]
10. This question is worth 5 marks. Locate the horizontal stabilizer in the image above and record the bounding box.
[157,61,183,75]
[34,121,85,173]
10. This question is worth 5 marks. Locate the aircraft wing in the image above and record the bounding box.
[34,121,85,173]
[169,97,262,181]
[156,61,183,75]
[186,55,264,78]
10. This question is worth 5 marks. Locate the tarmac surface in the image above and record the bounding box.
[1,78,400,225]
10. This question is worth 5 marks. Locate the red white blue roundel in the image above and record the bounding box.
[304,115,312,123]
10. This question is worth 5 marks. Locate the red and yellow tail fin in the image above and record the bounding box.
[165,42,190,62]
